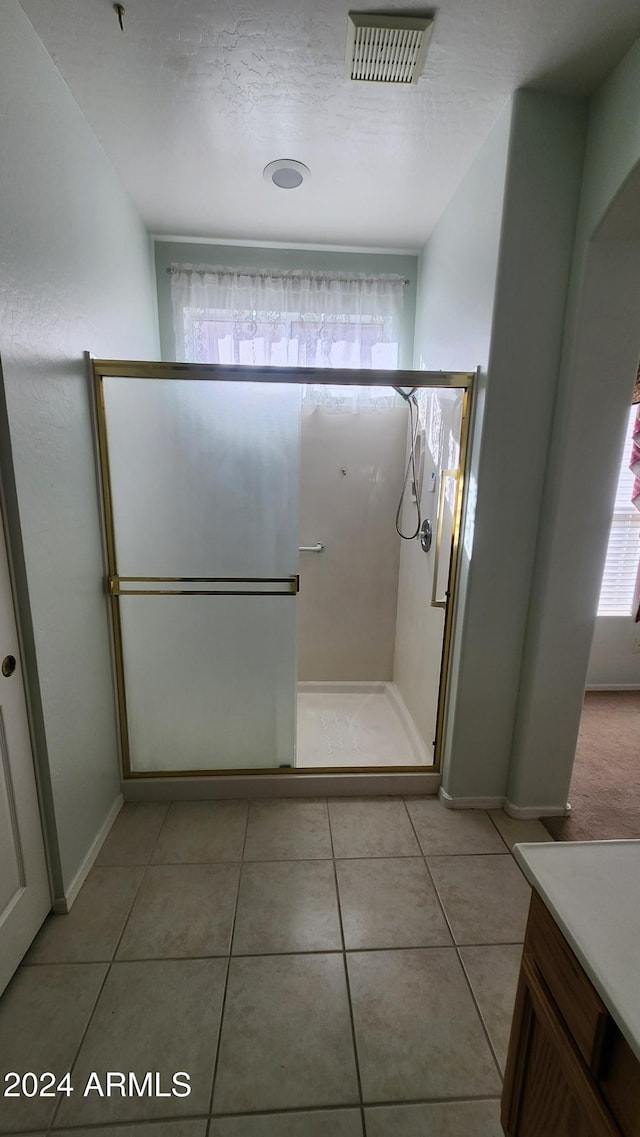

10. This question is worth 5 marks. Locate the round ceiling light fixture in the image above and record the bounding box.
[263,159,311,189]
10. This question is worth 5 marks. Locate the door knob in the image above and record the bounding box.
[2,655,16,677]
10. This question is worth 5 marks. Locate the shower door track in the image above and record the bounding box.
[91,358,475,781]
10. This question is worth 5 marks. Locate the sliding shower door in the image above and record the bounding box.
[97,372,300,774]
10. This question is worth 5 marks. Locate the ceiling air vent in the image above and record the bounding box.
[345,13,433,84]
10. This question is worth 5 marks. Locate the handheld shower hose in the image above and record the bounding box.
[393,387,422,540]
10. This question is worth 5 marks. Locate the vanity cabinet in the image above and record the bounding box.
[502,891,640,1137]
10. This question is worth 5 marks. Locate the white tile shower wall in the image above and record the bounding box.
[393,390,463,750]
[297,406,408,681]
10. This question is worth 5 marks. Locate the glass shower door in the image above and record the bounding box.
[99,374,300,774]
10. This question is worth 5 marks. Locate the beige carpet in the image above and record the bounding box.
[543,691,640,841]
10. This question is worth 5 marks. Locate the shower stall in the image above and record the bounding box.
[92,360,471,780]
[295,382,464,768]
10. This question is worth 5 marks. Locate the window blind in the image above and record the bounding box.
[597,405,640,616]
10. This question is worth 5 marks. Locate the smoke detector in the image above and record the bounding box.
[345,13,433,84]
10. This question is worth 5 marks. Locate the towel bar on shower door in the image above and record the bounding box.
[431,469,458,609]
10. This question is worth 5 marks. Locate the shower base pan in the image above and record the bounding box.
[296,681,433,769]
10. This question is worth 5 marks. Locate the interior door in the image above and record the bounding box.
[0,510,50,994]
[99,373,301,774]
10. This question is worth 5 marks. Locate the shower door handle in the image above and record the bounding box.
[431,470,458,610]
[107,575,299,596]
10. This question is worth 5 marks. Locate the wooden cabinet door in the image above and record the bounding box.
[502,955,623,1137]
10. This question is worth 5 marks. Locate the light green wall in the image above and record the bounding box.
[587,618,640,687]
[0,0,160,899]
[412,91,587,808]
[507,37,640,811]
[154,241,417,368]
[577,35,640,241]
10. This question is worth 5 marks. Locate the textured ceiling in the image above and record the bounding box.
[19,0,640,248]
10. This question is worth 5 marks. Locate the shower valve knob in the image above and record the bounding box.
[420,519,432,552]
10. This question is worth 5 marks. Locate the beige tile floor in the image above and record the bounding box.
[0,797,552,1137]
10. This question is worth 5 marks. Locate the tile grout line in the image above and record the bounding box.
[402,797,458,947]
[72,850,530,871]
[42,1115,210,1135]
[403,801,506,1087]
[456,944,507,1083]
[109,852,156,965]
[35,1094,505,1134]
[46,805,190,1132]
[96,807,170,977]
[97,802,170,869]
[209,1092,505,1123]
[206,801,251,1120]
[485,808,515,853]
[327,799,367,1135]
[145,801,172,866]
[45,833,160,1132]
[468,810,524,1079]
[15,938,526,968]
[43,1117,207,1135]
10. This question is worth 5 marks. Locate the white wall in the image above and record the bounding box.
[508,40,640,810]
[297,405,407,681]
[0,1,160,898]
[587,620,640,688]
[413,91,587,807]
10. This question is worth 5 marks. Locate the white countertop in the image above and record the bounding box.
[513,840,640,1062]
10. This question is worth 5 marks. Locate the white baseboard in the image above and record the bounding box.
[439,787,571,818]
[504,799,571,820]
[439,788,505,810]
[585,683,640,691]
[53,794,124,913]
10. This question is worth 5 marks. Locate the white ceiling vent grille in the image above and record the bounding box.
[346,13,433,84]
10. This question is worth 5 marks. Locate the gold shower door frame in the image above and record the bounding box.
[92,360,475,779]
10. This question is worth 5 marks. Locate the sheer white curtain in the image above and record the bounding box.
[169,264,407,411]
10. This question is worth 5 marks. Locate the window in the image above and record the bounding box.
[169,264,408,412]
[181,308,400,370]
[597,405,640,616]
[169,265,406,370]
